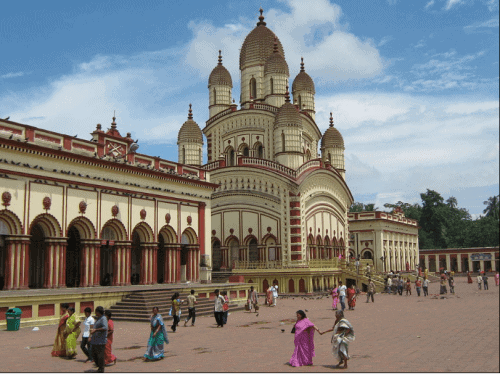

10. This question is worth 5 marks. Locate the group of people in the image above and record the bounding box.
[265,282,279,306]
[384,274,431,297]
[51,304,116,373]
[290,309,355,369]
[331,282,360,311]
[470,271,500,289]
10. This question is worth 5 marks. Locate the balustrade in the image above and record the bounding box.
[232,258,339,270]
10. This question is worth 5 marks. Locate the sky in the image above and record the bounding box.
[0,0,498,217]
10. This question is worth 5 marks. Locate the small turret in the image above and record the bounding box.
[208,50,233,118]
[264,37,289,107]
[321,113,345,178]
[177,104,203,166]
[292,58,316,120]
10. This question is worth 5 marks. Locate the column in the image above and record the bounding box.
[112,247,119,286]
[479,260,484,272]
[468,253,473,273]
[126,245,132,286]
[21,240,30,289]
[80,244,88,287]
[176,248,181,282]
[94,245,101,286]
[166,248,171,283]
[187,250,192,281]
[446,254,451,272]
[491,252,496,272]
[140,248,146,285]
[153,247,158,284]
[457,254,462,272]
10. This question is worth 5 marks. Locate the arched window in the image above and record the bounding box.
[270,77,274,94]
[243,147,249,157]
[298,95,302,109]
[213,88,217,105]
[182,147,186,164]
[328,152,332,163]
[199,148,202,164]
[258,145,263,158]
[281,132,285,153]
[229,148,235,166]
[249,78,257,100]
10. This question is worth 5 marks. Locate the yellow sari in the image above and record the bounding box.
[64,314,81,357]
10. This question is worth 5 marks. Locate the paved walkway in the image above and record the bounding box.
[1,277,498,372]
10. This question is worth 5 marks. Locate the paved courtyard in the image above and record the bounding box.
[1,277,498,372]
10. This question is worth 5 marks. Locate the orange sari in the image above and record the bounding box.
[104,319,117,365]
[51,313,69,357]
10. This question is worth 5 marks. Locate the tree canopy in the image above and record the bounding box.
[350,191,499,249]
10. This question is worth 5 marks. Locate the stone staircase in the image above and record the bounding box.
[211,271,233,283]
[343,267,386,292]
[109,288,245,323]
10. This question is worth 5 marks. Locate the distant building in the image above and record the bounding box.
[347,208,419,273]
[419,247,499,273]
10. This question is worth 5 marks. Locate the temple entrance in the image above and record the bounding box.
[29,224,46,289]
[249,238,258,262]
[100,226,116,286]
[66,226,81,288]
[212,240,222,271]
[131,231,142,285]
[157,234,166,284]
[0,219,8,290]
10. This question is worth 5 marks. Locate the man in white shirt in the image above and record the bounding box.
[338,281,347,311]
[81,307,95,363]
[271,282,279,306]
[213,289,225,327]
[423,277,430,297]
[387,276,393,293]
[477,274,483,290]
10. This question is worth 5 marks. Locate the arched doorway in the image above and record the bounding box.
[131,231,142,285]
[0,219,8,290]
[181,233,190,282]
[229,239,239,269]
[362,250,373,259]
[212,240,222,271]
[29,224,46,289]
[249,238,258,262]
[66,226,81,288]
[288,279,294,293]
[157,234,165,284]
[100,226,116,286]
[263,279,269,294]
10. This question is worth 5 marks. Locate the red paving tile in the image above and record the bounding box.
[1,277,498,372]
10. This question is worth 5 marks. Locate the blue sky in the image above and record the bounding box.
[1,0,498,217]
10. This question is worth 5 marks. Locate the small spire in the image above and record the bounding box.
[188,104,193,120]
[329,112,334,127]
[300,57,305,72]
[285,85,290,103]
[257,7,266,26]
[218,50,222,66]
[111,110,117,129]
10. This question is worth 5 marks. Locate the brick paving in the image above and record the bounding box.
[1,277,498,372]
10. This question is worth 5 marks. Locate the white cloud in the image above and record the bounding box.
[185,0,385,83]
[0,71,26,79]
[378,36,394,47]
[445,100,499,114]
[486,0,499,11]
[444,0,464,10]
[425,0,435,9]
[464,18,500,32]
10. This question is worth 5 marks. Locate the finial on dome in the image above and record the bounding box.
[188,104,193,120]
[329,112,334,127]
[218,50,222,66]
[300,57,305,72]
[111,110,117,129]
[257,7,266,26]
[285,85,291,103]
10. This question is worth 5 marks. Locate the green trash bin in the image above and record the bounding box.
[6,308,22,331]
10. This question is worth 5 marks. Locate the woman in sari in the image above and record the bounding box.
[331,284,339,310]
[346,285,356,310]
[64,307,81,358]
[495,271,499,286]
[289,310,320,367]
[144,307,169,361]
[467,271,473,283]
[320,310,355,369]
[51,303,69,357]
[266,286,273,306]
[104,311,117,366]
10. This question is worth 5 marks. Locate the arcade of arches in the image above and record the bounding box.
[0,212,203,290]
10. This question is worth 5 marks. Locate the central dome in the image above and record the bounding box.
[239,9,285,70]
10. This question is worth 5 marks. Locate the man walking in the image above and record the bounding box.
[184,289,197,327]
[248,286,259,313]
[338,281,347,311]
[386,276,392,294]
[483,273,489,290]
[415,277,422,297]
[90,306,107,373]
[477,273,483,290]
[366,279,375,303]
[271,282,279,306]
[213,289,225,328]
[423,277,430,296]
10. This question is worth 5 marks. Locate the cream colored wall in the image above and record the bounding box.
[67,188,98,232]
[0,177,25,230]
[157,202,178,235]
[209,84,232,118]
[29,182,64,229]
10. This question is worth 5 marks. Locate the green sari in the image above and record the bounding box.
[64,314,81,357]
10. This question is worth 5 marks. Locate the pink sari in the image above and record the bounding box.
[331,288,339,309]
[290,318,315,367]
[495,273,499,286]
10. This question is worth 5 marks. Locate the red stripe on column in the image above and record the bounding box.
[140,248,145,285]
[94,246,101,286]
[153,248,157,284]
[127,246,131,286]
[176,248,181,282]
[13,242,19,289]
[113,247,118,286]
[22,242,29,289]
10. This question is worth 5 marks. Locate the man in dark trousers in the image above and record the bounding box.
[90,306,108,373]
[366,279,375,303]
[213,289,225,328]
[184,289,197,327]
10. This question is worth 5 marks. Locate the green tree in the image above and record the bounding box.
[483,195,499,221]
[420,189,448,249]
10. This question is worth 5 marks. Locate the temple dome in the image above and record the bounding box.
[178,105,203,144]
[239,8,285,70]
[275,90,301,128]
[209,51,233,87]
[321,113,344,148]
[264,39,289,76]
[292,58,315,94]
